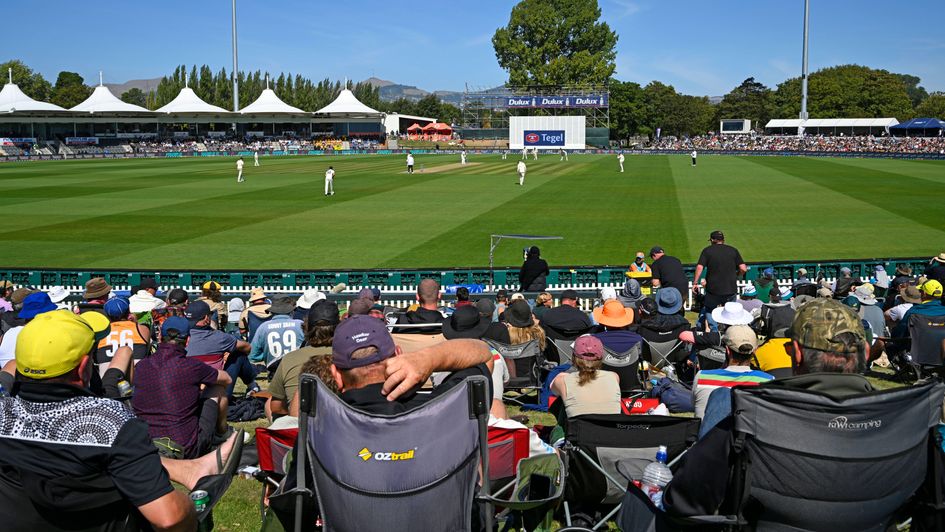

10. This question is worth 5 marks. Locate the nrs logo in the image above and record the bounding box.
[358,447,416,461]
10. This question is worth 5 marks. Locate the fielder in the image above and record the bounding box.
[559,148,569,161]
[406,152,415,174]
[324,166,335,196]
[502,150,508,160]
[517,160,527,186]
[618,153,625,173]
[531,147,538,160]
[521,148,527,160]
[460,151,467,165]
[254,150,260,167]
[691,150,698,167]
[236,157,245,183]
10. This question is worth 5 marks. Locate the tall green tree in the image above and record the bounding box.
[492,0,617,87]
[50,71,92,109]
[0,59,52,101]
[120,88,147,108]
[715,77,772,131]
[608,79,646,141]
[893,73,928,109]
[772,65,913,120]
[915,92,945,119]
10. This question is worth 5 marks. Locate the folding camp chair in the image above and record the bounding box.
[561,414,700,530]
[909,313,945,379]
[283,373,491,532]
[551,338,575,366]
[601,344,646,397]
[488,424,531,487]
[482,453,567,532]
[696,346,726,371]
[485,339,544,405]
[253,426,299,518]
[717,379,945,531]
[641,338,687,372]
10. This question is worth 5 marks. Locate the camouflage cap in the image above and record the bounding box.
[789,298,865,353]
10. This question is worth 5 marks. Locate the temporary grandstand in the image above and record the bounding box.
[764,118,899,136]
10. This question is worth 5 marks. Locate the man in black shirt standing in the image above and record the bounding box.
[649,246,689,298]
[693,231,747,323]
[519,246,550,292]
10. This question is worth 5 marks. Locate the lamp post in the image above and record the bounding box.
[231,0,239,113]
[799,0,810,121]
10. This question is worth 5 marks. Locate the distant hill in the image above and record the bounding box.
[103,77,161,96]
[361,78,504,106]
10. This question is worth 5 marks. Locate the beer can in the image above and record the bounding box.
[190,490,210,513]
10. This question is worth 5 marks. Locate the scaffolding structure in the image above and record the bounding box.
[460,84,610,133]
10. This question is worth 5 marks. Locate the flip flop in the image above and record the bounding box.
[193,429,245,519]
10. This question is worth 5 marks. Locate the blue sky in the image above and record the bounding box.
[3,0,943,96]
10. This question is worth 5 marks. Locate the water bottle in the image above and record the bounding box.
[640,445,673,509]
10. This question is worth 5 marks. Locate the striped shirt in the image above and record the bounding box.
[692,366,774,419]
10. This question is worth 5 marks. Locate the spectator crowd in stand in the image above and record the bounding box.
[1,244,944,529]
[649,134,945,154]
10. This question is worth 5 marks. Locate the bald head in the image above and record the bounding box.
[417,278,440,308]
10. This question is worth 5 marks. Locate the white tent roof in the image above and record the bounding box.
[0,82,66,113]
[71,85,151,114]
[155,87,229,114]
[314,89,382,117]
[765,118,899,128]
[240,88,306,115]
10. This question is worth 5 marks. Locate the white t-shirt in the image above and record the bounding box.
[517,161,526,173]
[236,159,244,170]
[325,168,335,180]
[0,326,23,367]
[887,303,913,322]
[406,155,414,166]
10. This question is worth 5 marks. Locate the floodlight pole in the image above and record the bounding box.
[799,0,810,121]
[231,0,240,114]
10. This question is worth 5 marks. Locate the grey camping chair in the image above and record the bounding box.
[724,379,945,531]
[289,374,492,532]
[602,344,646,397]
[909,313,945,378]
[551,338,575,366]
[640,338,687,371]
[485,339,544,405]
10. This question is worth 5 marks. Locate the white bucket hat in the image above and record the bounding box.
[296,289,327,310]
[129,290,167,313]
[711,301,754,325]
[46,286,70,304]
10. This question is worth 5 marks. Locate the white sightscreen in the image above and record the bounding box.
[509,116,586,150]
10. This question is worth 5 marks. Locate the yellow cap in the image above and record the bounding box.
[16,310,111,379]
[922,280,943,298]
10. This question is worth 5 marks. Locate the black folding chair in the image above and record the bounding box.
[279,374,491,532]
[601,343,646,397]
[909,313,945,379]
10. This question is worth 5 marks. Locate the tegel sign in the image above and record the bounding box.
[523,130,565,146]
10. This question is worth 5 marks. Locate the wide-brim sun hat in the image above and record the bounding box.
[656,287,683,314]
[593,300,635,328]
[934,253,945,264]
[46,286,70,304]
[711,302,754,326]
[852,284,877,305]
[129,290,167,313]
[506,299,534,328]
[443,305,490,339]
[296,289,327,310]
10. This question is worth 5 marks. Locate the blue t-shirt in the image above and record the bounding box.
[250,314,304,367]
[186,327,238,358]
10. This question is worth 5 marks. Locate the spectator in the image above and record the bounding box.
[680,302,755,371]
[541,289,592,333]
[852,284,885,338]
[293,288,326,321]
[629,251,651,273]
[638,288,690,345]
[664,299,876,519]
[885,285,921,329]
[693,230,747,321]
[873,265,890,293]
[1,287,34,333]
[0,292,58,367]
[185,300,255,397]
[197,280,227,330]
[455,286,474,308]
[77,277,111,315]
[476,298,496,321]
[494,289,509,321]
[0,280,12,312]
[792,267,813,290]
[398,278,445,327]
[551,335,620,418]
[893,280,945,338]
[492,299,547,376]
[592,300,641,352]
[925,253,945,286]
[47,285,70,310]
[151,287,189,338]
[346,298,373,317]
[0,311,198,531]
[128,287,166,332]
[532,292,554,320]
[617,277,645,309]
[250,296,304,370]
[239,287,272,340]
[442,304,510,417]
[884,264,915,310]
[649,246,688,298]
[519,246,549,292]
[691,325,773,419]
[737,285,762,315]
[133,317,232,459]
[753,268,777,304]
[831,266,860,299]
[225,297,245,334]
[268,300,340,420]
[94,297,151,377]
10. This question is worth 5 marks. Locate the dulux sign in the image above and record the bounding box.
[524,130,566,147]
[505,95,608,108]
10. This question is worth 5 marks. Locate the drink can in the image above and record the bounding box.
[116,380,132,397]
[190,490,209,513]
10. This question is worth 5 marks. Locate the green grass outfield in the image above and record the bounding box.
[0,153,942,270]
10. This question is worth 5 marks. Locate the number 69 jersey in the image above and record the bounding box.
[250,315,305,370]
[95,320,150,375]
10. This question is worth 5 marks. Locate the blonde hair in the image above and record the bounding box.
[573,356,602,386]
[508,321,546,350]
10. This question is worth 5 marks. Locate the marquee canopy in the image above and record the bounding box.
[71,84,151,114]
[0,81,66,113]
[406,123,422,131]
[156,87,229,114]
[240,87,306,115]
[313,89,383,118]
